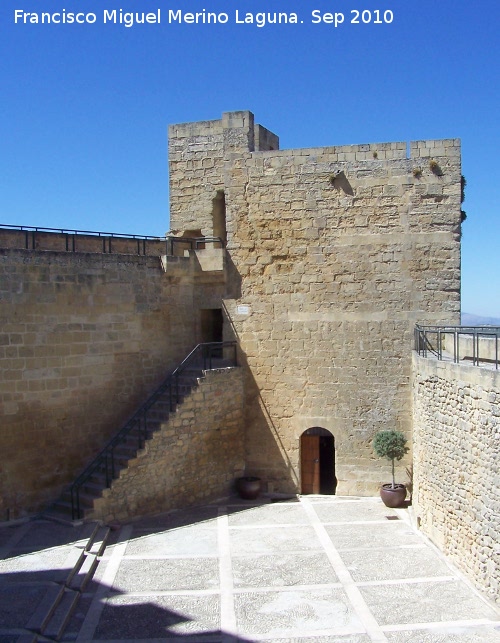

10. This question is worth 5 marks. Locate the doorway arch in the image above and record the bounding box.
[300,427,337,494]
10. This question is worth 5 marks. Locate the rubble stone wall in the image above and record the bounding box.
[412,352,500,604]
[92,368,245,523]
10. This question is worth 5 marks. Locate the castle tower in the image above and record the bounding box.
[169,111,461,495]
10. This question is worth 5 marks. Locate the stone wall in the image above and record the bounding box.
[92,368,245,523]
[0,247,202,518]
[0,110,464,519]
[412,353,500,604]
[169,111,462,496]
[168,111,278,237]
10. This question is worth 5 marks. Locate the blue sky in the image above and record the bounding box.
[1,0,499,317]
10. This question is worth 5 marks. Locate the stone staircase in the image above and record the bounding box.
[45,368,204,523]
[25,522,110,641]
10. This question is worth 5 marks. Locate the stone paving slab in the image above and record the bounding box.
[359,579,500,626]
[112,557,220,592]
[385,626,500,642]
[129,506,219,534]
[0,548,72,583]
[124,524,218,557]
[229,525,323,556]
[340,546,454,582]
[233,588,364,638]
[264,637,372,643]
[325,521,422,550]
[227,503,310,527]
[0,585,49,629]
[310,499,399,523]
[93,593,221,639]
[232,552,339,588]
[1,497,500,642]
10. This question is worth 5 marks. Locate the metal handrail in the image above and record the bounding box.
[166,236,224,254]
[70,341,237,519]
[0,222,165,239]
[0,224,224,256]
[414,325,500,370]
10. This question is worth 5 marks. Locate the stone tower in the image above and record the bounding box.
[169,110,462,495]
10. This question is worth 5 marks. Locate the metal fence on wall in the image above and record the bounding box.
[0,224,224,256]
[414,324,500,370]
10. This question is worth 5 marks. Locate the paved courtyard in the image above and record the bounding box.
[1,496,499,642]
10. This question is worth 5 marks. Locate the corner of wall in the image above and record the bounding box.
[409,138,461,160]
[254,124,280,151]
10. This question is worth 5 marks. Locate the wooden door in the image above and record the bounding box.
[301,435,320,494]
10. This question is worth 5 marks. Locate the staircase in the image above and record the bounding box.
[45,342,237,523]
[25,522,110,641]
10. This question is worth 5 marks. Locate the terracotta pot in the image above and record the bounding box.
[236,476,262,500]
[380,483,406,508]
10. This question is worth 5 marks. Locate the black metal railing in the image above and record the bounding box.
[0,223,166,255]
[70,341,237,520]
[166,236,224,255]
[415,325,500,370]
[0,224,224,257]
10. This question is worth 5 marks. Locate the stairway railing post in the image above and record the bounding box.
[105,453,110,487]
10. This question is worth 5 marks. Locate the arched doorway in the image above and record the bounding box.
[300,428,336,494]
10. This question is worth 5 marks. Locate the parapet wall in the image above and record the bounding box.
[168,110,279,236]
[412,353,500,604]
[0,228,168,256]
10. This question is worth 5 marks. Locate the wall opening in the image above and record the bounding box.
[212,190,227,245]
[200,308,223,344]
[300,427,336,494]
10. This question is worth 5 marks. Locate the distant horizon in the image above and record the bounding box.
[461,313,500,326]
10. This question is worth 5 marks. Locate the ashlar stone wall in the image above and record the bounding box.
[412,353,500,604]
[168,111,278,238]
[169,111,462,496]
[92,368,245,523]
[0,247,204,518]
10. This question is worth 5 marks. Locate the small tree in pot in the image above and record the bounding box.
[373,430,409,508]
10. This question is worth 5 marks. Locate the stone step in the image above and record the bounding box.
[42,504,79,525]
[26,583,65,633]
[42,587,80,640]
[86,525,110,556]
[31,522,108,640]
[80,480,110,498]
[16,634,39,643]
[68,551,98,592]
[63,547,86,586]
[46,362,206,522]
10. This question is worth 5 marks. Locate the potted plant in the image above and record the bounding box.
[373,430,409,508]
